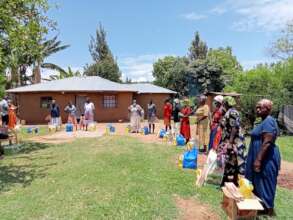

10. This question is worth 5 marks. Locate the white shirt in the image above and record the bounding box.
[84,102,95,113]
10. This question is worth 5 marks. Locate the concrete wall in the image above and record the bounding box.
[135,93,172,119]
[15,92,134,124]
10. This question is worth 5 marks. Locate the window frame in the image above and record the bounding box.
[40,96,53,109]
[102,94,118,109]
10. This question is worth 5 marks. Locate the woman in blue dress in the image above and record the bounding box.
[245,99,281,216]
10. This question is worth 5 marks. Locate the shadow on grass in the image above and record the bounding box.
[4,141,51,156]
[0,162,56,193]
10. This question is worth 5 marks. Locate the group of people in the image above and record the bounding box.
[50,97,95,131]
[133,95,280,216]
[0,96,18,159]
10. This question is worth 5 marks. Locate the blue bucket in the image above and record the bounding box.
[176,134,186,146]
[159,129,166,138]
[143,126,149,135]
[27,127,33,133]
[66,123,73,132]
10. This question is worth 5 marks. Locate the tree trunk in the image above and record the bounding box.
[33,64,41,84]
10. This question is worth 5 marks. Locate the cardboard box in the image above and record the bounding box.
[222,186,263,220]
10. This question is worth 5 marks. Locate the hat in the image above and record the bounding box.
[174,98,180,104]
[214,95,224,104]
[183,98,190,105]
[223,96,236,107]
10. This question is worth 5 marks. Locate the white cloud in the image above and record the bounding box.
[210,7,227,15]
[118,54,170,82]
[181,12,207,21]
[214,0,293,32]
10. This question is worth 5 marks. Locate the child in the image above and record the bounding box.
[79,114,86,130]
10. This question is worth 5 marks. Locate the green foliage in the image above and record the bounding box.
[226,63,292,129]
[84,23,121,82]
[42,65,81,81]
[270,21,293,60]
[207,47,242,84]
[188,59,225,94]
[0,0,56,87]
[188,31,208,60]
[153,56,189,96]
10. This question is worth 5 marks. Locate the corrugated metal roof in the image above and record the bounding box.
[6,76,176,94]
[126,83,176,94]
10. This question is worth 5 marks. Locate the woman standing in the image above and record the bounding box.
[180,99,192,143]
[64,101,77,130]
[8,100,17,129]
[147,100,156,134]
[128,100,142,133]
[245,99,280,216]
[84,97,95,131]
[173,98,181,136]
[218,96,246,186]
[195,95,210,153]
[208,95,224,151]
[163,99,172,132]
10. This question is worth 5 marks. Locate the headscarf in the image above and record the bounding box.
[174,98,180,104]
[200,95,207,102]
[183,98,190,106]
[223,96,236,107]
[214,95,224,104]
[258,99,273,113]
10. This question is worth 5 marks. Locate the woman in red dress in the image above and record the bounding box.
[180,99,192,143]
[163,99,172,131]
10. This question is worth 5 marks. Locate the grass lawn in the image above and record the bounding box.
[0,136,293,219]
[277,136,293,162]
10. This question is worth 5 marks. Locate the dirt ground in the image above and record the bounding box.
[175,196,220,220]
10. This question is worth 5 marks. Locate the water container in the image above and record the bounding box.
[182,147,198,169]
[110,126,115,133]
[27,127,33,133]
[143,126,149,135]
[34,127,39,134]
[66,123,73,132]
[176,134,186,146]
[159,129,166,138]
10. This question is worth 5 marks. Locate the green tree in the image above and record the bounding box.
[84,24,121,82]
[0,0,55,88]
[153,56,189,96]
[42,65,81,81]
[33,36,70,84]
[207,47,242,84]
[226,64,289,129]
[188,59,225,94]
[270,21,293,60]
[188,31,208,60]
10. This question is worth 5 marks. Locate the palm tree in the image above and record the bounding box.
[32,36,70,83]
[42,64,82,81]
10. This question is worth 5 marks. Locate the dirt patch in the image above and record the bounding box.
[175,196,220,220]
[28,130,103,144]
[278,160,293,190]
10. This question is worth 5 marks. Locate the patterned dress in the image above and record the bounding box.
[218,108,246,186]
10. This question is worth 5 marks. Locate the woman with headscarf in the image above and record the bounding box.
[163,99,172,132]
[195,95,210,153]
[208,95,224,151]
[218,96,246,186]
[147,100,156,133]
[128,99,143,133]
[180,98,192,143]
[245,99,280,216]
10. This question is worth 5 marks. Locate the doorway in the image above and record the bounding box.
[75,95,87,118]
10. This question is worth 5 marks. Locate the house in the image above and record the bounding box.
[7,76,176,124]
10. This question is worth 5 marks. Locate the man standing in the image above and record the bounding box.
[50,99,60,127]
[0,96,9,126]
[84,97,95,130]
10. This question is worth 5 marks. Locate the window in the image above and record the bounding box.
[40,97,52,108]
[103,95,117,108]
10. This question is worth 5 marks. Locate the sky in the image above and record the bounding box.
[45,0,293,81]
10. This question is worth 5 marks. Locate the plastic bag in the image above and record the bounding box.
[182,147,198,169]
[176,134,186,146]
